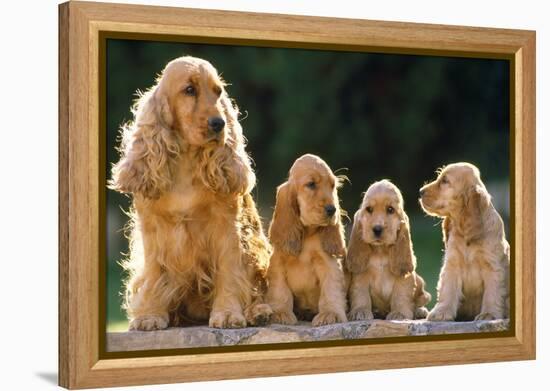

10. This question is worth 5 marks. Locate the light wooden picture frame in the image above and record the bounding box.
[59,1,536,389]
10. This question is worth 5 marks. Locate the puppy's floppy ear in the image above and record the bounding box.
[442,216,452,246]
[345,210,372,274]
[389,213,416,277]
[319,216,346,259]
[269,182,303,256]
[109,88,180,199]
[461,184,491,244]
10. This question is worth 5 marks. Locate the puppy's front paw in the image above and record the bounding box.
[129,315,169,331]
[414,306,429,319]
[427,306,455,322]
[245,303,273,326]
[312,311,346,327]
[348,307,374,321]
[271,311,298,325]
[474,312,497,321]
[386,311,411,321]
[209,311,247,329]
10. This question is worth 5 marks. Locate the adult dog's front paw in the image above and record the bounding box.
[347,307,374,321]
[474,312,497,321]
[312,311,346,327]
[427,306,455,322]
[270,311,298,325]
[209,311,247,329]
[129,315,169,331]
[245,303,273,326]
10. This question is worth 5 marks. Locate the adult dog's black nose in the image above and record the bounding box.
[372,225,383,237]
[207,117,225,133]
[419,189,425,197]
[325,204,336,217]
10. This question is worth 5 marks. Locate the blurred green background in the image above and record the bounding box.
[106,39,510,331]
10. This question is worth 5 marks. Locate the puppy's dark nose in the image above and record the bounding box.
[325,204,336,217]
[419,189,425,197]
[372,225,383,238]
[207,117,225,133]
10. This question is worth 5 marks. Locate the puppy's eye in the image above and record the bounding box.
[366,206,373,214]
[440,176,449,185]
[387,206,395,214]
[183,85,196,96]
[306,181,316,189]
[213,86,222,96]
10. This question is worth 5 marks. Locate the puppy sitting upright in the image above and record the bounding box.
[420,162,509,321]
[266,154,348,326]
[346,180,431,320]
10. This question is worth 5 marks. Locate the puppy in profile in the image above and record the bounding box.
[346,180,431,320]
[266,154,348,326]
[420,162,509,321]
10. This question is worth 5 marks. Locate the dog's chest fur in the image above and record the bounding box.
[148,171,237,220]
[284,235,330,313]
[366,254,395,306]
[137,176,239,278]
[446,230,486,297]
[157,167,210,216]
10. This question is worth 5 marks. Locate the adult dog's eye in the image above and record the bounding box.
[366,206,373,214]
[387,206,395,214]
[306,181,316,189]
[183,85,196,96]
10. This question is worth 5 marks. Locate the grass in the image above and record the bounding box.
[108,320,131,332]
[106,258,128,332]
[409,213,444,309]
[105,213,444,331]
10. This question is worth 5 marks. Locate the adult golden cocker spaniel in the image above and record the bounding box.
[110,56,272,330]
[266,154,348,326]
[419,162,510,321]
[346,180,431,320]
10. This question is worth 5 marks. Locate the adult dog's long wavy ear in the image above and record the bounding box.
[198,92,255,195]
[109,87,180,199]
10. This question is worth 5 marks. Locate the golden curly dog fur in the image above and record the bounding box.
[266,154,348,326]
[346,180,431,320]
[109,56,272,330]
[420,162,510,321]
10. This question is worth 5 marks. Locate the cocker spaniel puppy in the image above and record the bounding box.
[266,154,348,326]
[419,162,510,321]
[346,180,431,320]
[110,56,272,330]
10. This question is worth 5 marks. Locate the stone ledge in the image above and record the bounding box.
[107,319,509,352]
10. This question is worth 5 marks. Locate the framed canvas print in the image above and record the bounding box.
[58,1,536,389]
